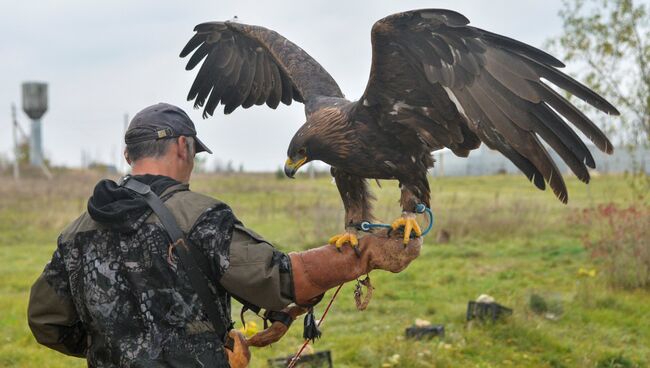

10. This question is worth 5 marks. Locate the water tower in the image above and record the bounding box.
[22,82,48,167]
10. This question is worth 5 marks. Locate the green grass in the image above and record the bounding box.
[0,171,648,367]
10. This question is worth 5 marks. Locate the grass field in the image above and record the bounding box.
[0,171,648,367]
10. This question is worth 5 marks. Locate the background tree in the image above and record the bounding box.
[547,0,650,147]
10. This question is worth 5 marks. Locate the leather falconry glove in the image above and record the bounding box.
[290,232,422,306]
[246,305,308,348]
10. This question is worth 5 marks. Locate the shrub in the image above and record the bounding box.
[578,203,650,289]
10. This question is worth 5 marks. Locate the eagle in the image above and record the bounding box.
[180,9,618,247]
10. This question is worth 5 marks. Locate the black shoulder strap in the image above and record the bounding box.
[121,177,233,348]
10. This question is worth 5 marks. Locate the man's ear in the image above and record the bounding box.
[177,136,188,161]
[124,149,132,165]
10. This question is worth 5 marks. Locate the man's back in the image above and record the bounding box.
[32,175,234,367]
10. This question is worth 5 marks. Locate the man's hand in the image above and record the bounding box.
[226,329,251,368]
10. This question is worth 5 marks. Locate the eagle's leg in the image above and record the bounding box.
[330,168,375,251]
[391,181,430,245]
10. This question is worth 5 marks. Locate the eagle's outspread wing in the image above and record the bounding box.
[180,21,344,118]
[356,9,619,203]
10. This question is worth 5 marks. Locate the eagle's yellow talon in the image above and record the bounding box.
[390,215,422,245]
[350,235,359,247]
[391,218,406,230]
[329,231,359,249]
[336,235,347,248]
[413,221,422,237]
[404,220,413,245]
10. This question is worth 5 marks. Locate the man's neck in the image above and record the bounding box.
[131,159,183,182]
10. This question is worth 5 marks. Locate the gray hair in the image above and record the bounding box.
[126,136,195,162]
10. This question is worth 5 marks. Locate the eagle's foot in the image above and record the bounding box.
[328,229,360,255]
[390,213,422,245]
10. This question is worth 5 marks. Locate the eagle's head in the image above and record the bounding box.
[284,107,351,178]
[284,123,317,178]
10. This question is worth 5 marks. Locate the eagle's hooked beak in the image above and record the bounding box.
[284,156,307,178]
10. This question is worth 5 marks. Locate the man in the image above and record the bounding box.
[28,103,421,367]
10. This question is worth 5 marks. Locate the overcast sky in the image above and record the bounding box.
[0,0,570,172]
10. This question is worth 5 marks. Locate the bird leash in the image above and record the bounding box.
[357,203,434,236]
[288,204,433,367]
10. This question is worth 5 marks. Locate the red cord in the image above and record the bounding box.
[287,283,344,368]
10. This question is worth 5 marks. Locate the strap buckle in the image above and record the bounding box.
[264,310,294,327]
[120,175,151,195]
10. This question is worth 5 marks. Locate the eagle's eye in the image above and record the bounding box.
[298,147,307,156]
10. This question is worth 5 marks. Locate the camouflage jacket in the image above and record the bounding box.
[28,175,294,368]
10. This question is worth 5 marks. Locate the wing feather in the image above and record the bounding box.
[279,72,294,105]
[255,53,271,106]
[241,50,259,109]
[530,61,619,114]
[185,42,212,71]
[537,83,613,154]
[454,86,547,190]
[467,82,568,201]
[478,72,592,182]
[267,63,283,108]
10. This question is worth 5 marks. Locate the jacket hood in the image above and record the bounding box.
[87,174,183,232]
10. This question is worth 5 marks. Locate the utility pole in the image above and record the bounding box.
[11,104,19,180]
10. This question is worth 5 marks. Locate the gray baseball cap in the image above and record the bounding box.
[124,103,212,154]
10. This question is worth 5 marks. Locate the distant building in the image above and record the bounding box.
[431,144,649,177]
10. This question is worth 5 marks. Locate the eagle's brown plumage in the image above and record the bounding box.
[180,9,619,235]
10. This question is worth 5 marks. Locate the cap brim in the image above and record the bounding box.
[194,136,212,154]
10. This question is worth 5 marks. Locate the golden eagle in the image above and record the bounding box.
[180,9,618,247]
